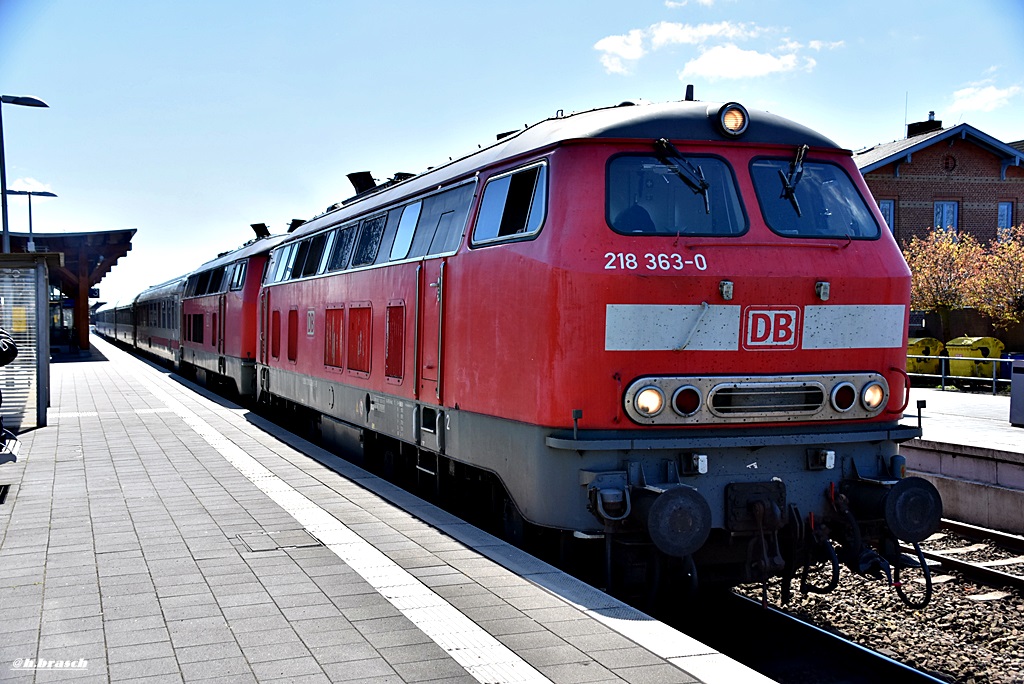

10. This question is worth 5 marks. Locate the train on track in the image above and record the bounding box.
[96,93,942,605]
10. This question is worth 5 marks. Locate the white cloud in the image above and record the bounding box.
[808,39,844,51]
[595,18,836,78]
[664,0,716,6]
[9,178,54,193]
[593,29,647,74]
[948,84,1022,113]
[650,20,761,49]
[680,43,801,80]
[595,21,760,74]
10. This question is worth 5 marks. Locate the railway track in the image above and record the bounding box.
[905,519,1024,592]
[672,592,949,684]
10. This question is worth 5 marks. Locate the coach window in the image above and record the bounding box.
[751,158,880,239]
[473,163,547,245]
[608,154,745,236]
[390,202,421,261]
[351,214,387,267]
[327,224,358,272]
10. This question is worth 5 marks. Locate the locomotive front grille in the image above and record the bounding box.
[709,382,825,417]
[623,373,889,425]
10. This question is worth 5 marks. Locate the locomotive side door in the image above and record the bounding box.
[258,289,270,393]
[217,294,226,355]
[417,258,446,404]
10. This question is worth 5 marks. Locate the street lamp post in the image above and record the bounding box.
[0,95,49,254]
[4,189,57,252]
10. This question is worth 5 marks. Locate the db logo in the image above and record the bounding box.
[743,307,801,350]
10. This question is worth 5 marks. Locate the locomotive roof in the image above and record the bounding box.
[189,233,292,274]
[288,99,840,242]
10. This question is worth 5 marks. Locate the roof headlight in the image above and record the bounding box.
[716,102,749,137]
[635,386,666,417]
[861,382,886,411]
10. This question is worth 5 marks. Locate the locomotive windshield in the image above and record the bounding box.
[607,154,747,236]
[751,158,881,239]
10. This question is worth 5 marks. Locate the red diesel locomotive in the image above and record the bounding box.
[99,96,941,604]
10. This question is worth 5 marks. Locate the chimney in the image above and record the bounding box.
[907,111,942,138]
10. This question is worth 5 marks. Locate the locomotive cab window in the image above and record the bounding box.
[472,162,547,245]
[607,154,746,236]
[750,157,881,239]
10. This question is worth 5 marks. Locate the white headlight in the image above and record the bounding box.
[635,386,665,417]
[861,382,886,411]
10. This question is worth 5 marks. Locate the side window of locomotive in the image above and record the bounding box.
[750,158,881,239]
[297,232,329,278]
[327,225,358,272]
[472,163,547,245]
[229,261,247,290]
[408,182,475,257]
[315,230,336,274]
[194,270,212,295]
[289,240,311,279]
[351,214,387,268]
[607,155,746,236]
[209,266,227,293]
[269,243,297,283]
[389,202,421,261]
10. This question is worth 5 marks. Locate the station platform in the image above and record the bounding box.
[0,336,773,684]
[905,386,1023,533]
[907,385,1021,455]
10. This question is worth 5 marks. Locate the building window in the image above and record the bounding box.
[878,200,895,232]
[998,201,1014,240]
[934,201,958,232]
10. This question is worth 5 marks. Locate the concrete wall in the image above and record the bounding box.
[904,439,1024,535]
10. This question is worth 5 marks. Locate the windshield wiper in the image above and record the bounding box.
[654,138,710,214]
[779,144,809,217]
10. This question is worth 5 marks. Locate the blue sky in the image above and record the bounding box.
[1,0,1022,304]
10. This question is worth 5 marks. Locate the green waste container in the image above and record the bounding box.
[907,337,944,375]
[945,336,1005,377]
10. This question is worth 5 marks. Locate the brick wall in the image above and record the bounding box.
[864,136,1024,245]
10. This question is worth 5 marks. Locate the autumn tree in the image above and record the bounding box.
[970,224,1024,330]
[902,229,985,341]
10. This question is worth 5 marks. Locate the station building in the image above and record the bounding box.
[855,113,1024,245]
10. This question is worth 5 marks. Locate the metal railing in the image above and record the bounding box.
[907,354,1016,395]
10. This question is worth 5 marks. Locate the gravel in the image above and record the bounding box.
[738,561,1024,683]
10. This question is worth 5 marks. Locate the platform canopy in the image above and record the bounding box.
[7,228,135,350]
